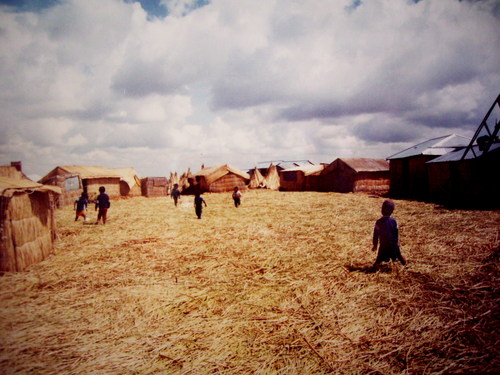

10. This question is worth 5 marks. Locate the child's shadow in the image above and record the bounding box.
[345,263,393,274]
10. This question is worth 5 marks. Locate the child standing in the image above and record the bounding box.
[74,192,88,221]
[171,183,181,207]
[95,186,111,224]
[372,199,406,267]
[232,186,242,207]
[194,192,207,219]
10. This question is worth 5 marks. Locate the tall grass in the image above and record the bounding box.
[0,190,498,374]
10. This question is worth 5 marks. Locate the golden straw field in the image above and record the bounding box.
[1,190,499,374]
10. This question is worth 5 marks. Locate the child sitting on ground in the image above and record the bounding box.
[372,199,407,268]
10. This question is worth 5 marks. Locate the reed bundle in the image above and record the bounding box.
[0,191,498,374]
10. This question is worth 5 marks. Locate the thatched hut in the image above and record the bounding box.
[141,177,168,197]
[319,158,390,195]
[0,161,29,180]
[193,165,250,193]
[0,177,61,272]
[279,164,324,191]
[39,166,141,206]
[263,164,281,190]
[112,167,142,197]
[426,93,500,208]
[249,167,265,189]
[387,134,470,199]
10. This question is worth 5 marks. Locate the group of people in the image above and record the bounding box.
[170,184,242,219]
[75,184,406,268]
[74,186,111,225]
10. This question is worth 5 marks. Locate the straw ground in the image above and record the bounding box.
[0,190,498,374]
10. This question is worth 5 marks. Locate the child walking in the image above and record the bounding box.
[232,186,242,207]
[74,192,88,221]
[95,186,111,224]
[372,199,406,268]
[194,192,207,219]
[171,183,181,207]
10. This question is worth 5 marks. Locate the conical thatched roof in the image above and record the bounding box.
[263,164,280,190]
[249,167,265,189]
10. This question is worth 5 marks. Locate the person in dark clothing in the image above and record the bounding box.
[194,192,207,219]
[171,183,181,207]
[74,192,88,221]
[372,199,406,267]
[232,186,242,207]
[95,186,111,224]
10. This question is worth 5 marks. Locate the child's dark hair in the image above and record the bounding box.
[99,186,106,193]
[382,199,395,216]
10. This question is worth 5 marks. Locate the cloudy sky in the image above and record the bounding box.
[0,0,498,180]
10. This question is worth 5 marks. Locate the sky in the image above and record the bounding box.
[0,0,499,180]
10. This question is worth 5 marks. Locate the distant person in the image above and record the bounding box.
[74,192,88,221]
[232,186,242,207]
[194,192,207,219]
[95,186,111,224]
[171,183,181,207]
[372,199,406,268]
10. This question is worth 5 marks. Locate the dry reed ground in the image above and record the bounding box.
[0,190,499,374]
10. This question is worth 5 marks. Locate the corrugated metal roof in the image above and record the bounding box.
[340,158,389,172]
[427,142,500,163]
[281,164,325,176]
[387,134,470,160]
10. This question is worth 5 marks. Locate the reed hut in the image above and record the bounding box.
[263,164,281,190]
[426,144,499,207]
[39,166,140,206]
[279,164,324,191]
[0,161,28,180]
[194,165,250,193]
[0,177,61,272]
[112,167,142,197]
[249,167,265,189]
[319,158,390,195]
[141,177,168,197]
[426,93,500,208]
[167,172,180,195]
[387,134,470,199]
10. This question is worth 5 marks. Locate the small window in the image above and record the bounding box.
[284,171,297,182]
[65,176,80,191]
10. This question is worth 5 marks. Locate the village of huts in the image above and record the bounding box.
[0,94,498,374]
[2,95,499,270]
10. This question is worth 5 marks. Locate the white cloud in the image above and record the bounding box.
[0,0,498,179]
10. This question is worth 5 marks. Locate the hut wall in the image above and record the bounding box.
[305,175,321,191]
[389,159,406,197]
[0,191,56,272]
[353,172,390,195]
[279,171,305,191]
[42,174,81,208]
[141,177,168,197]
[208,173,247,193]
[408,155,435,199]
[428,152,499,207]
[331,162,356,193]
[390,155,435,199]
[84,178,121,200]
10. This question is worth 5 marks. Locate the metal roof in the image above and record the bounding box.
[256,160,314,170]
[281,164,325,176]
[427,142,500,163]
[387,134,471,160]
[338,158,389,172]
